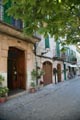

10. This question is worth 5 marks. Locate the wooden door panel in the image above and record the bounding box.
[8,57,18,89]
[43,62,52,85]
[17,52,26,89]
[12,60,18,89]
[8,47,26,90]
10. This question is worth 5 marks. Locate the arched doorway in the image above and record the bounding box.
[43,61,52,85]
[57,63,61,82]
[7,47,26,94]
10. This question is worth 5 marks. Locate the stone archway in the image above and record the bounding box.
[43,61,52,85]
[7,47,26,93]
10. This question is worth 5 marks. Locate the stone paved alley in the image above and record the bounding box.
[0,76,80,120]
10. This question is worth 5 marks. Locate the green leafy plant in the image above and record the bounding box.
[31,69,37,80]
[3,0,80,45]
[31,69,45,80]
[0,74,5,86]
[0,74,9,97]
[39,69,45,77]
[0,87,8,97]
[30,81,36,88]
[30,69,45,89]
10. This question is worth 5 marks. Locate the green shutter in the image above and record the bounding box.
[70,50,73,61]
[56,41,60,57]
[64,64,66,80]
[45,37,50,49]
[3,0,11,24]
[66,48,69,61]
[66,48,70,61]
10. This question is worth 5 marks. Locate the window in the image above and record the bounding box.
[11,17,23,29]
[0,0,3,20]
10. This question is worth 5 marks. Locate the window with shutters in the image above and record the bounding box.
[11,17,23,29]
[56,41,60,57]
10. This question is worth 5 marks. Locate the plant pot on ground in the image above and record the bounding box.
[0,87,8,103]
[29,81,36,93]
[29,68,45,93]
[31,68,45,87]
[0,74,9,103]
[29,69,37,93]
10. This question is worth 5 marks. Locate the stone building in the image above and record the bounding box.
[36,35,78,85]
[0,21,39,95]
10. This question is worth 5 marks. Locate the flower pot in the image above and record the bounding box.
[0,97,7,103]
[29,88,36,93]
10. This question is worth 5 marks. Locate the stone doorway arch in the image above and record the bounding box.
[43,61,52,85]
[7,47,26,93]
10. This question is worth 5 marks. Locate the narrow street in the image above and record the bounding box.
[0,77,80,120]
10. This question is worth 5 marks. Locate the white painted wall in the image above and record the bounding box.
[68,45,80,66]
[36,35,56,58]
[36,35,64,83]
[36,35,80,83]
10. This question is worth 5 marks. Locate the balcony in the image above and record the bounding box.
[70,56,77,64]
[60,52,66,60]
[53,52,66,61]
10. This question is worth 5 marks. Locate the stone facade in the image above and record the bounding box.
[36,36,64,85]
[0,21,39,92]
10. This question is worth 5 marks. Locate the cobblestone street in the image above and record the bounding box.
[0,77,80,120]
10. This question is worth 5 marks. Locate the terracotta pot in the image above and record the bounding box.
[29,88,36,93]
[0,97,7,103]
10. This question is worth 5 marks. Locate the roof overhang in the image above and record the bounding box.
[0,21,40,44]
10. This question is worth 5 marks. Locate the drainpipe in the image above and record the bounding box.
[34,43,38,86]
[33,42,50,86]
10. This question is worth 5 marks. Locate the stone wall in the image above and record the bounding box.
[0,33,35,89]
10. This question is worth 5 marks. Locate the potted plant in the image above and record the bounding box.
[31,68,45,80]
[31,68,45,89]
[37,69,45,79]
[0,74,9,103]
[0,74,4,85]
[29,70,37,93]
[29,80,36,93]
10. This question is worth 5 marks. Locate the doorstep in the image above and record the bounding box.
[8,91,27,100]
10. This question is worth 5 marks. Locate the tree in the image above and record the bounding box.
[3,0,80,45]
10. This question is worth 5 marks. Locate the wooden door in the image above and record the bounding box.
[8,47,26,90]
[8,59,14,89]
[57,64,61,82]
[43,61,52,85]
[12,59,18,89]
[8,48,18,90]
[17,51,26,89]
